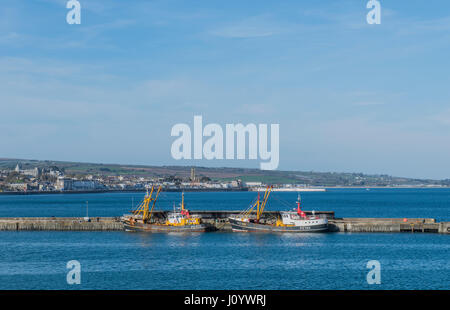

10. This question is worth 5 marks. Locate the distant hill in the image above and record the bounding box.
[0,158,449,187]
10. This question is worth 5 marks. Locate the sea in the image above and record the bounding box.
[0,188,448,290]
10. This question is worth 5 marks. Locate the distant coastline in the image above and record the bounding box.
[0,188,250,195]
[1,186,449,195]
[2,158,450,194]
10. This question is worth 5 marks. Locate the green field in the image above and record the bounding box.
[1,158,448,187]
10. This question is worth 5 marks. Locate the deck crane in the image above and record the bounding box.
[240,185,273,222]
[132,185,162,223]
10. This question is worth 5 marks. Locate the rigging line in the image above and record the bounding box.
[239,197,258,217]
[271,193,293,204]
[271,194,295,209]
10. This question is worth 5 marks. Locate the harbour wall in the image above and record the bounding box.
[0,217,123,231]
[328,218,441,233]
[0,214,448,234]
[439,221,450,234]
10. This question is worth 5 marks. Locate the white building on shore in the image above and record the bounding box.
[56,177,105,191]
[15,163,41,178]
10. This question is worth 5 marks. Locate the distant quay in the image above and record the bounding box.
[250,187,326,192]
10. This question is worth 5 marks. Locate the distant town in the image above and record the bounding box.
[0,163,249,193]
[0,158,449,194]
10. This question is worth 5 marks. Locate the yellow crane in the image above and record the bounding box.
[240,185,273,222]
[132,185,162,223]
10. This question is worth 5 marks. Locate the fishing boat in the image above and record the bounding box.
[229,186,328,232]
[121,186,207,232]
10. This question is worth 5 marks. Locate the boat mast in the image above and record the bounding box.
[142,186,154,222]
[147,185,162,223]
[181,192,185,210]
[256,185,272,222]
[240,185,272,221]
[256,192,260,219]
[296,194,306,218]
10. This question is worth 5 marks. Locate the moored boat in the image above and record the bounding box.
[229,186,328,233]
[121,186,207,232]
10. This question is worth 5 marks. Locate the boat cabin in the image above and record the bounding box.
[167,212,186,224]
[280,211,325,226]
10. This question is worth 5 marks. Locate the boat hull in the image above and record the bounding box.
[123,220,207,233]
[229,218,328,233]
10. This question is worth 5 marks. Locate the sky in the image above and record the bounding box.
[1,0,450,179]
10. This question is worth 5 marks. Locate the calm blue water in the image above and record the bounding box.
[0,189,449,290]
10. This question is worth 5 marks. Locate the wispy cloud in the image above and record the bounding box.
[40,0,117,14]
[0,32,20,44]
[238,103,275,115]
[431,108,450,126]
[395,15,450,35]
[78,19,136,38]
[209,16,285,38]
[353,101,386,106]
[211,26,275,38]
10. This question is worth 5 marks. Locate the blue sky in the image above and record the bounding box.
[1,0,450,179]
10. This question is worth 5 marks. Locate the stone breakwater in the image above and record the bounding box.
[0,213,448,234]
[0,217,123,231]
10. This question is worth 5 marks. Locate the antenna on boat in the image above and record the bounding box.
[181,191,185,210]
[84,201,90,222]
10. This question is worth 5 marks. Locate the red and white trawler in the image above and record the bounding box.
[229,186,328,232]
